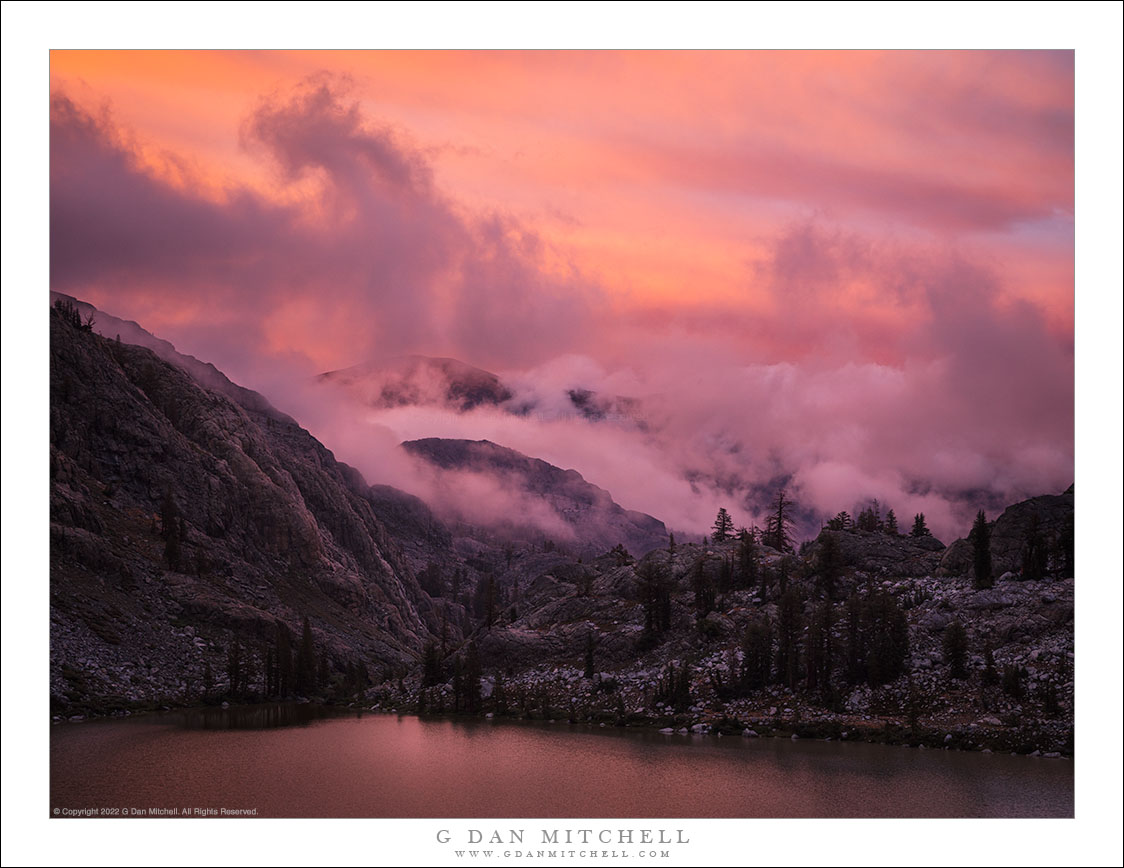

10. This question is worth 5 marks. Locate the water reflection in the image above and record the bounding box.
[50,707,1073,818]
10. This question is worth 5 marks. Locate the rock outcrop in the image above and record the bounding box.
[938,487,1074,578]
[806,528,946,578]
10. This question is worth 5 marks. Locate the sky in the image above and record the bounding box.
[47,49,1077,541]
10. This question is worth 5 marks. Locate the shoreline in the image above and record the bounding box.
[50,698,1073,759]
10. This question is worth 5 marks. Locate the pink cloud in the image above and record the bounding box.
[51,80,601,380]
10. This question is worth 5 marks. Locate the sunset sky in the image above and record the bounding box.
[46,48,1078,538]
[50,50,1074,367]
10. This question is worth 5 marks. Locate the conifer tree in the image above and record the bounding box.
[1021,513,1048,581]
[274,621,293,697]
[736,528,759,591]
[740,616,773,690]
[815,532,843,600]
[777,556,790,595]
[1054,513,1074,578]
[982,644,999,687]
[418,562,444,597]
[637,558,672,640]
[910,513,932,538]
[762,489,796,553]
[805,604,826,693]
[942,619,969,679]
[717,555,733,595]
[422,641,443,687]
[691,557,716,619]
[862,592,909,686]
[265,648,275,697]
[970,510,993,589]
[296,616,316,695]
[844,591,864,685]
[655,663,692,712]
[711,508,734,542]
[492,670,508,715]
[226,639,243,699]
[464,641,483,713]
[856,504,882,532]
[774,586,803,689]
[1042,679,1060,717]
[473,574,497,627]
[451,656,463,712]
[814,601,835,700]
[1001,665,1026,700]
[53,297,85,329]
[884,509,899,535]
[243,649,259,699]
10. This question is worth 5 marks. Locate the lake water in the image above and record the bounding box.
[50,705,1072,818]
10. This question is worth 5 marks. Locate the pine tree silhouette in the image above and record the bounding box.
[970,510,993,589]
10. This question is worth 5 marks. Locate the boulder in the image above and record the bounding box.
[964,589,1017,610]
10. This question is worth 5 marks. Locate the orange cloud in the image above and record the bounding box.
[50,50,1073,326]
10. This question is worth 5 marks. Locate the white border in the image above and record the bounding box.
[3,3,1121,866]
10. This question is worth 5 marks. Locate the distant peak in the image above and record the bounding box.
[317,355,513,411]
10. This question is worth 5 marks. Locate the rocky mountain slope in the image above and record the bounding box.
[50,303,443,714]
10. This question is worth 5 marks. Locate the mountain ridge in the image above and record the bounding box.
[401,437,670,557]
[50,291,290,422]
[317,352,645,427]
